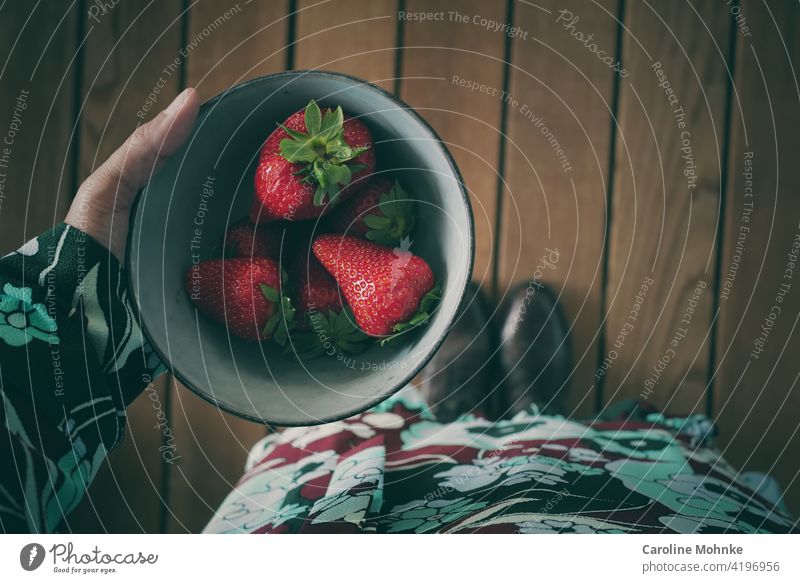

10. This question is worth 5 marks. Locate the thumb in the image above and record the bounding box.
[66,88,200,261]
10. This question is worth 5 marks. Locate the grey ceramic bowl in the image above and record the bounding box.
[128,71,474,426]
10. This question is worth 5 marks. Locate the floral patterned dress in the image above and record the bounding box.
[203,388,796,534]
[0,225,796,533]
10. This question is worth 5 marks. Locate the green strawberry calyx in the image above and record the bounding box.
[260,276,296,346]
[278,100,369,208]
[362,180,416,246]
[379,282,442,346]
[288,307,370,360]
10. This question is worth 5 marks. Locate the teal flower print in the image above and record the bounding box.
[386,497,488,533]
[0,283,58,347]
[518,518,628,534]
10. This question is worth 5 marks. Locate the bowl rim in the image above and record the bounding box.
[127,69,476,426]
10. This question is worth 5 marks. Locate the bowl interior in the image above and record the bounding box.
[128,72,473,425]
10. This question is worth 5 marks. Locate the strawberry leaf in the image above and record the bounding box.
[378,282,442,346]
[318,106,344,141]
[287,307,369,360]
[417,282,442,314]
[263,313,280,336]
[304,100,322,135]
[277,100,370,207]
[362,180,416,247]
[327,143,369,163]
[362,215,391,229]
[268,294,296,346]
[281,295,296,322]
[281,125,309,141]
[313,184,328,207]
[325,163,351,187]
[279,136,318,163]
[312,160,328,187]
[260,284,280,303]
[286,330,325,358]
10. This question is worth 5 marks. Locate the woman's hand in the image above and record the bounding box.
[65,88,200,262]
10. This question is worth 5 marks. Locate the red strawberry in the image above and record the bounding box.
[328,178,415,246]
[185,258,294,342]
[291,251,343,328]
[287,251,368,358]
[312,234,440,337]
[223,218,285,259]
[251,100,375,223]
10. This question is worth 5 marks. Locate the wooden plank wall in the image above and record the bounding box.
[714,0,800,521]
[0,3,78,252]
[500,0,617,417]
[295,0,398,91]
[1,0,798,530]
[602,2,730,414]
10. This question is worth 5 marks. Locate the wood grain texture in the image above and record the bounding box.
[713,1,800,516]
[186,0,290,100]
[76,0,185,176]
[166,0,290,533]
[498,0,617,417]
[167,379,269,533]
[399,0,508,289]
[601,1,730,415]
[68,0,184,533]
[295,0,398,90]
[0,2,78,254]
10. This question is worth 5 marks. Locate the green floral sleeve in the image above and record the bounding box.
[0,224,166,533]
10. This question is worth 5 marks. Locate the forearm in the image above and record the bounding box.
[0,224,165,532]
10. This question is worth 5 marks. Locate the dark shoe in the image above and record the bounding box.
[416,283,498,422]
[495,281,572,416]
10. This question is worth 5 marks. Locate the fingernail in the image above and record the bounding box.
[165,88,193,117]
